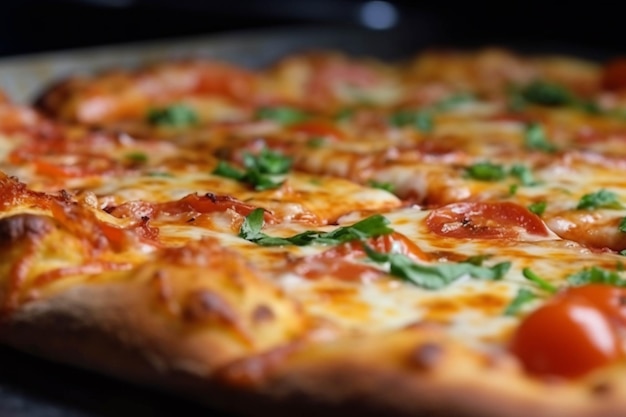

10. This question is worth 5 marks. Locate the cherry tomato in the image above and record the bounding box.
[562,284,626,326]
[426,201,549,239]
[510,296,622,378]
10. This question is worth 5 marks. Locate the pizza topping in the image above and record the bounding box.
[602,58,626,91]
[389,109,433,132]
[363,244,511,289]
[519,80,575,107]
[213,148,293,191]
[576,189,623,210]
[425,201,550,239]
[524,123,557,153]
[527,201,547,216]
[147,104,199,127]
[464,161,506,181]
[567,265,626,287]
[239,209,393,247]
[510,294,623,378]
[256,106,309,125]
[503,288,538,316]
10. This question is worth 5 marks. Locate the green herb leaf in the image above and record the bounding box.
[620,217,626,233]
[528,201,547,216]
[432,93,475,111]
[147,104,199,127]
[367,180,395,193]
[576,189,623,210]
[567,265,626,287]
[389,110,433,132]
[307,137,326,148]
[213,150,292,191]
[125,152,148,163]
[239,210,394,247]
[334,108,355,122]
[244,148,292,175]
[212,160,245,181]
[524,123,557,153]
[509,164,538,186]
[363,245,511,290]
[256,106,309,125]
[520,81,574,106]
[522,268,558,294]
[504,288,538,316]
[465,162,506,181]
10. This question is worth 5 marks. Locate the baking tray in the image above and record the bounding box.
[0,26,430,417]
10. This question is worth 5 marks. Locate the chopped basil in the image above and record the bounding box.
[576,189,623,210]
[524,123,557,153]
[146,171,174,178]
[620,217,626,233]
[528,201,547,216]
[256,106,309,125]
[147,104,198,127]
[212,149,292,191]
[363,245,511,290]
[125,152,148,163]
[389,110,433,132]
[567,265,626,287]
[509,184,518,196]
[522,268,558,294]
[509,164,537,186]
[520,81,574,107]
[504,288,538,316]
[240,210,394,247]
[432,92,475,111]
[368,180,395,193]
[465,162,507,181]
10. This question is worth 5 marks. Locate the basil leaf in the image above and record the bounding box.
[239,211,393,247]
[522,268,558,294]
[576,189,623,210]
[147,104,198,127]
[509,164,538,186]
[528,201,547,216]
[567,265,626,287]
[465,162,506,181]
[504,288,538,316]
[520,81,574,106]
[244,149,292,175]
[334,108,355,122]
[524,123,557,153]
[125,152,148,163]
[363,245,511,290]
[368,180,395,193]
[256,106,309,125]
[620,217,626,233]
[432,93,475,111]
[213,150,292,191]
[389,110,433,132]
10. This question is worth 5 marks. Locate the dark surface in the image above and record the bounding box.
[0,345,232,417]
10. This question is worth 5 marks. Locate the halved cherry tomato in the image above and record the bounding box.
[425,201,550,239]
[510,294,622,379]
[602,58,626,91]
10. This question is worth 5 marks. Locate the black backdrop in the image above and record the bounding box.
[0,0,623,59]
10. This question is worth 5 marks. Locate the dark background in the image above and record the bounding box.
[0,0,623,60]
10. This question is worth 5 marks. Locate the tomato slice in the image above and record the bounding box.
[425,201,550,239]
[510,295,622,379]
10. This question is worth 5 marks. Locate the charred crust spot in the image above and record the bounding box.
[205,193,217,203]
[0,214,52,246]
[251,304,275,324]
[182,289,238,325]
[408,342,444,371]
[590,381,613,397]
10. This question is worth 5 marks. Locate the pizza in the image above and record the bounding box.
[3,47,626,416]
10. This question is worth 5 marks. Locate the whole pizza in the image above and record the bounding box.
[3,47,626,416]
